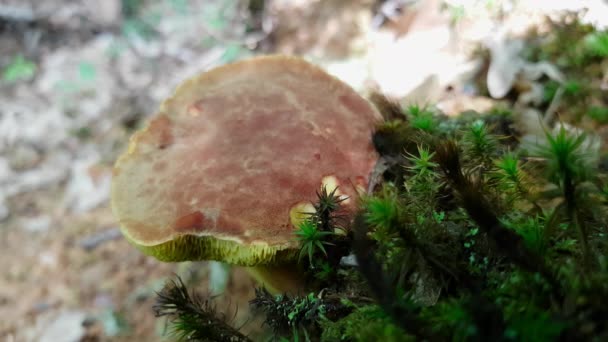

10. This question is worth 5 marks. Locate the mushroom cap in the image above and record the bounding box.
[111,55,381,265]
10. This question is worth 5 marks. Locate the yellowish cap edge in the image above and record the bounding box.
[122,230,297,266]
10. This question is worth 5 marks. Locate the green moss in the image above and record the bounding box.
[406,104,438,133]
[583,31,608,58]
[373,120,413,156]
[421,299,478,340]
[320,306,413,342]
[587,106,608,124]
[2,55,36,83]
[504,308,565,342]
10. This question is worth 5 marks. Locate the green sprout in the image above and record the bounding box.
[493,152,528,199]
[311,186,347,232]
[405,145,438,179]
[533,125,595,269]
[363,187,401,232]
[496,153,520,182]
[3,55,36,83]
[502,214,547,255]
[407,104,437,132]
[314,261,334,281]
[315,186,344,214]
[404,145,441,211]
[534,125,591,187]
[462,120,498,166]
[295,219,334,265]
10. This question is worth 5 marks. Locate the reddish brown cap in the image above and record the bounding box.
[111,55,381,265]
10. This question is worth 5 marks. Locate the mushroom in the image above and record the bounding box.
[111,55,381,294]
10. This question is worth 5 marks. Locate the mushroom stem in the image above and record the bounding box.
[246,262,306,295]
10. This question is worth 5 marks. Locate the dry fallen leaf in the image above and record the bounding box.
[487,37,565,100]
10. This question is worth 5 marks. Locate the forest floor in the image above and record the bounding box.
[0,1,606,341]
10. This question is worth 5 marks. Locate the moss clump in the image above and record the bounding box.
[320,306,413,342]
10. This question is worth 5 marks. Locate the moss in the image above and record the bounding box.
[320,306,413,342]
[372,120,413,157]
[587,106,608,124]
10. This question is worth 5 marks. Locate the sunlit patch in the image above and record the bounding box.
[289,202,315,228]
[354,182,366,197]
[188,103,203,117]
[321,175,350,204]
[127,140,137,155]
[321,175,340,193]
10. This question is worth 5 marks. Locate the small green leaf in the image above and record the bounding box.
[296,219,334,265]
[407,104,437,132]
[583,31,608,57]
[433,211,445,223]
[3,55,36,82]
[221,44,243,63]
[315,240,328,257]
[587,106,608,124]
[79,62,97,81]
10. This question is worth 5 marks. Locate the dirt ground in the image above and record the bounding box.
[1,1,607,341]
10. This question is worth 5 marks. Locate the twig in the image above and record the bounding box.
[77,228,122,251]
[544,86,564,126]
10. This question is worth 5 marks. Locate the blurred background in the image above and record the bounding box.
[1,0,607,340]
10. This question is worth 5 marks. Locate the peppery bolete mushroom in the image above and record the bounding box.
[111,55,381,294]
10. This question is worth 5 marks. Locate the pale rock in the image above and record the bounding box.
[21,216,52,233]
[1,152,71,198]
[340,254,359,267]
[63,157,111,213]
[82,0,121,26]
[38,310,87,342]
[486,37,564,100]
[486,38,525,99]
[7,144,40,170]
